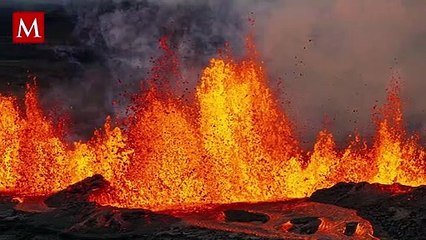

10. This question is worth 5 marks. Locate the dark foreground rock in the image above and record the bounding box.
[311,182,426,240]
[0,177,424,239]
[224,209,270,223]
[0,175,180,239]
[45,174,108,208]
[0,175,281,240]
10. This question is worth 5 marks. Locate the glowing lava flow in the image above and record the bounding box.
[0,39,425,211]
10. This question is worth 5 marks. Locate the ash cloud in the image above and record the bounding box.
[253,0,426,145]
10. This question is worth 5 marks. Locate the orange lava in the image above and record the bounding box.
[0,38,425,211]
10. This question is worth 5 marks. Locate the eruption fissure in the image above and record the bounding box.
[0,39,425,211]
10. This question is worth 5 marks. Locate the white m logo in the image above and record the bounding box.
[16,18,42,38]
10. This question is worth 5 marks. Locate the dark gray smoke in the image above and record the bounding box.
[252,0,426,145]
[48,0,250,138]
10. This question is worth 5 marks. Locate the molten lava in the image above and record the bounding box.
[0,39,425,211]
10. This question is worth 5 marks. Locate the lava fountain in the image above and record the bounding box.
[0,38,425,211]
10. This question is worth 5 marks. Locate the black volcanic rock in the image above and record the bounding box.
[311,182,426,240]
[0,176,277,239]
[344,221,359,236]
[224,209,270,223]
[45,174,108,208]
[1,179,426,239]
[288,216,321,235]
[0,175,183,239]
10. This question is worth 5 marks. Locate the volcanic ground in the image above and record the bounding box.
[1,177,425,239]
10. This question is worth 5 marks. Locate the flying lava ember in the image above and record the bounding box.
[0,37,425,211]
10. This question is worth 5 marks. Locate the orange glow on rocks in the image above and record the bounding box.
[0,39,425,211]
